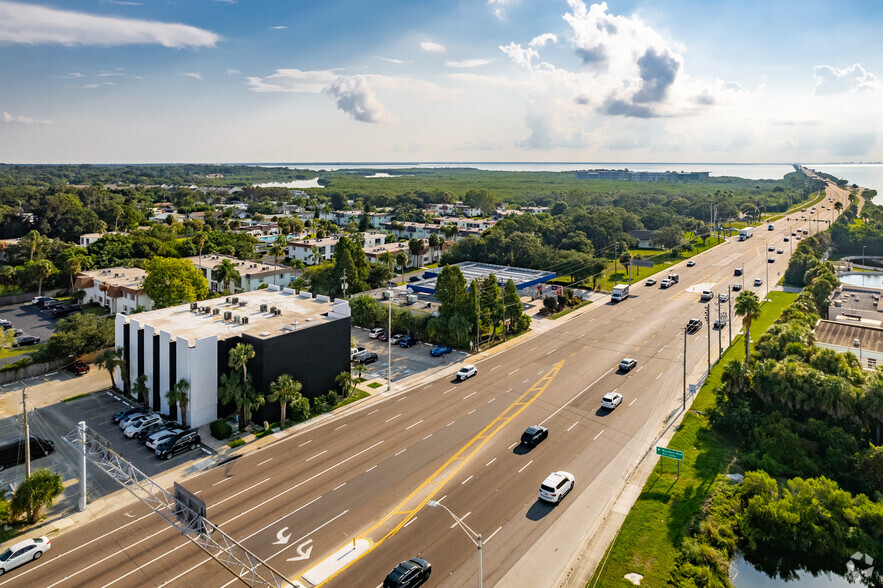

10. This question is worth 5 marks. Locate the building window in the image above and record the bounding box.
[869,358,877,369]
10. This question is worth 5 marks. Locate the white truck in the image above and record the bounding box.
[611,284,630,302]
[739,227,754,241]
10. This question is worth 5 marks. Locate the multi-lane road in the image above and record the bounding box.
[1,185,848,588]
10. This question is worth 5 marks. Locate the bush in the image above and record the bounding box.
[210,419,233,440]
[9,468,64,524]
[227,438,246,448]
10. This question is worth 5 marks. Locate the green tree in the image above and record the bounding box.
[214,258,241,293]
[166,378,190,427]
[229,342,255,386]
[143,257,208,308]
[269,374,303,426]
[10,468,64,524]
[335,371,355,399]
[41,313,115,360]
[23,259,56,297]
[735,290,762,365]
[61,254,84,294]
[619,250,632,280]
[97,347,125,389]
[652,225,686,250]
[503,279,524,337]
[269,235,287,286]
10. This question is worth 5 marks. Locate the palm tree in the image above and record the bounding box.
[218,372,246,431]
[166,378,190,427]
[734,290,762,366]
[214,258,241,293]
[133,373,149,404]
[62,255,83,294]
[309,245,322,266]
[269,235,286,286]
[32,259,55,296]
[229,342,255,386]
[98,347,125,390]
[395,251,408,285]
[335,371,355,400]
[268,374,303,426]
[196,232,207,273]
[21,230,43,261]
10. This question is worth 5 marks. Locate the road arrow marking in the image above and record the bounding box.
[287,539,313,562]
[273,527,291,545]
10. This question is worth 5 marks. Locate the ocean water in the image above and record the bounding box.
[804,164,883,204]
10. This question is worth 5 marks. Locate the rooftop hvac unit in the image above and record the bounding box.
[223,311,232,321]
[269,306,277,313]
[203,307,211,314]
[260,304,268,312]
[241,317,249,324]
[239,301,247,307]
[190,302,198,311]
[232,297,239,304]
[274,308,282,316]
[213,308,220,315]
[226,297,231,303]
[233,315,240,323]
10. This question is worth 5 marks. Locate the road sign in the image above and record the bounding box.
[689,384,697,395]
[656,446,684,460]
[632,259,654,268]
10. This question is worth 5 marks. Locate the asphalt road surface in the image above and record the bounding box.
[0,185,849,588]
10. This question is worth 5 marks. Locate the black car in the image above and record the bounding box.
[43,301,65,312]
[686,318,702,334]
[408,276,422,283]
[155,430,201,460]
[0,436,54,471]
[399,336,419,348]
[52,304,82,318]
[520,425,548,448]
[112,406,143,424]
[383,557,431,588]
[14,335,40,347]
[137,421,172,444]
[353,351,379,365]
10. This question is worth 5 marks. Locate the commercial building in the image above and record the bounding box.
[186,254,293,292]
[410,261,556,296]
[115,287,351,429]
[827,285,883,322]
[815,319,882,371]
[75,267,154,315]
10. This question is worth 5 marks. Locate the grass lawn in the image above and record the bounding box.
[367,382,383,389]
[0,344,41,360]
[333,390,370,409]
[588,291,798,587]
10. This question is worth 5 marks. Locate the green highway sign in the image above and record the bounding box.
[656,446,684,460]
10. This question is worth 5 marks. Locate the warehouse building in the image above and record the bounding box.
[115,286,351,428]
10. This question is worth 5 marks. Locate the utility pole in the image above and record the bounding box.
[728,285,733,345]
[387,288,392,392]
[717,296,723,358]
[475,283,480,353]
[682,327,687,412]
[78,420,87,511]
[705,304,711,374]
[22,386,30,478]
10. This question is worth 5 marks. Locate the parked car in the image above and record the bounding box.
[137,422,173,444]
[644,278,656,286]
[351,347,366,360]
[124,414,164,438]
[390,333,406,345]
[352,351,379,365]
[146,428,184,450]
[31,296,53,306]
[377,332,390,342]
[0,536,51,576]
[520,425,548,447]
[429,345,452,357]
[686,260,696,267]
[42,301,65,312]
[155,430,201,460]
[538,471,575,504]
[383,557,431,588]
[369,327,386,339]
[119,411,148,430]
[0,436,54,471]
[0,319,11,328]
[408,276,422,283]
[754,278,763,286]
[67,360,90,375]
[686,318,702,333]
[733,283,743,291]
[14,336,40,347]
[601,392,623,409]
[456,365,477,381]
[112,406,142,424]
[618,358,637,372]
[52,304,82,318]
[399,336,419,348]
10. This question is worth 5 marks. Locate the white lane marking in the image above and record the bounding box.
[463,391,476,400]
[538,365,617,426]
[467,409,476,415]
[366,465,378,472]
[385,413,402,423]
[490,365,501,371]
[212,476,232,487]
[461,475,473,485]
[545,349,556,356]
[603,320,611,325]
[629,398,637,407]
[298,439,312,447]
[396,396,407,402]
[522,378,529,384]
[395,448,407,457]
[333,482,346,491]
[567,421,579,432]
[577,333,586,338]
[263,509,349,567]
[444,387,456,395]
[529,346,538,351]
[334,423,347,430]
[438,494,447,503]
[405,419,424,430]
[451,511,472,528]
[423,434,433,440]
[367,409,379,416]
[486,458,496,467]
[211,478,272,508]
[257,458,273,466]
[404,516,417,528]
[508,369,519,375]
[635,366,643,372]
[447,421,456,427]
[306,450,327,462]
[518,460,533,473]
[594,430,604,440]
[656,373,662,380]
[485,526,503,544]
[487,398,495,404]
[508,442,518,450]
[504,388,512,394]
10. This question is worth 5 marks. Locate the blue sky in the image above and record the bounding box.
[1,0,881,163]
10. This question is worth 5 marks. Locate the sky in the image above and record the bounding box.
[0,0,881,164]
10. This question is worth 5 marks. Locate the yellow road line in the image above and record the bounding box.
[313,360,565,586]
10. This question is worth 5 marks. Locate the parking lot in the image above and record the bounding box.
[351,326,470,383]
[0,301,62,366]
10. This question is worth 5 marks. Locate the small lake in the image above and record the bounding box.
[729,553,867,587]
[255,178,323,189]
[838,272,883,289]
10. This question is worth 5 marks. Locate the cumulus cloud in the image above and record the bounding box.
[444,58,494,69]
[270,26,287,30]
[0,0,220,48]
[420,40,445,54]
[499,42,539,70]
[3,111,52,124]
[528,33,557,48]
[814,63,880,95]
[487,0,516,19]
[323,76,395,123]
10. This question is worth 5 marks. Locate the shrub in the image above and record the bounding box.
[210,419,233,440]
[9,468,64,524]
[227,438,246,449]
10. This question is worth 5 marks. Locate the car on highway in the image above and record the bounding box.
[733,283,742,291]
[645,278,656,286]
[718,293,729,302]
[791,231,797,236]
[67,360,90,375]
[369,327,386,339]
[686,260,696,267]
[0,536,51,576]
[618,358,637,372]
[119,411,148,430]
[399,336,419,348]
[112,406,142,424]
[601,392,623,409]
[767,245,775,251]
[784,237,789,242]
[700,290,714,301]
[429,345,452,357]
[754,278,763,286]
[13,335,40,347]
[124,414,164,438]
[777,249,784,254]
[538,471,575,504]
[714,316,728,328]
[734,267,743,276]
[796,235,802,241]
[768,257,775,263]
[660,278,673,288]
[686,318,702,333]
[383,557,431,588]
[352,351,379,365]
[155,429,201,460]
[456,364,477,381]
[521,425,548,448]
[146,428,184,450]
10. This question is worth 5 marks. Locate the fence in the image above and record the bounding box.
[0,291,40,307]
[0,347,110,386]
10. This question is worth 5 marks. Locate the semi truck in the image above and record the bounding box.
[611,284,630,302]
[739,227,754,241]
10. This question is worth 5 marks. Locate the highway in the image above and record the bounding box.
[1,184,848,588]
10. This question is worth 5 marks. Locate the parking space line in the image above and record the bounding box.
[594,430,604,440]
[567,421,579,432]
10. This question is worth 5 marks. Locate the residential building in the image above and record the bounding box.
[75,267,154,315]
[320,209,395,228]
[430,216,497,231]
[521,206,550,215]
[814,319,883,371]
[628,230,656,249]
[186,254,293,292]
[363,238,450,268]
[114,287,351,429]
[79,231,122,247]
[288,232,386,265]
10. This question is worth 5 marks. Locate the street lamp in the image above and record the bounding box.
[386,286,393,391]
[863,245,867,267]
[427,500,482,588]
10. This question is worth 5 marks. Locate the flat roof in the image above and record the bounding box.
[78,266,146,288]
[831,287,883,314]
[123,288,347,342]
[815,319,883,354]
[186,254,289,278]
[413,261,556,294]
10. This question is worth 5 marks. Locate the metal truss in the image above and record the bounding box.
[64,425,295,588]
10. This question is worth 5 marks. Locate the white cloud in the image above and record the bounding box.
[374,56,405,64]
[108,1,142,5]
[227,69,240,76]
[270,26,287,30]
[444,58,495,69]
[814,63,880,95]
[528,33,557,48]
[487,0,516,19]
[420,40,445,54]
[182,72,202,80]
[2,111,52,124]
[0,1,220,48]
[323,76,395,123]
[246,69,340,93]
[499,42,539,70]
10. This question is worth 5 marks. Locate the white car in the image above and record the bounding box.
[660,278,673,288]
[601,392,623,409]
[0,536,50,575]
[124,414,164,438]
[368,327,385,339]
[754,278,763,286]
[118,412,147,430]
[718,293,729,302]
[700,290,713,301]
[146,428,184,450]
[686,260,696,267]
[538,471,574,504]
[390,334,406,345]
[456,365,477,381]
[645,278,656,286]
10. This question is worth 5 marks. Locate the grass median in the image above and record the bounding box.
[588,290,797,587]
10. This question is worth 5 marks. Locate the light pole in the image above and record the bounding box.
[682,327,687,412]
[386,287,393,392]
[727,285,733,345]
[765,257,769,301]
[427,500,482,588]
[705,304,711,374]
[863,245,867,267]
[717,296,722,358]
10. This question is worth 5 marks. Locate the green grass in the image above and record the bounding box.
[367,382,383,389]
[62,392,93,403]
[227,438,246,448]
[549,300,591,319]
[0,344,41,360]
[254,425,279,439]
[332,390,370,409]
[588,291,798,587]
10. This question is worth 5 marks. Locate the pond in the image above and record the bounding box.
[838,272,883,289]
[729,553,871,587]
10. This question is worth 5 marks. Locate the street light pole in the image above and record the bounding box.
[705,304,711,374]
[387,287,393,392]
[428,501,482,588]
[728,285,733,346]
[863,245,867,267]
[765,257,769,301]
[683,327,687,412]
[717,296,722,358]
